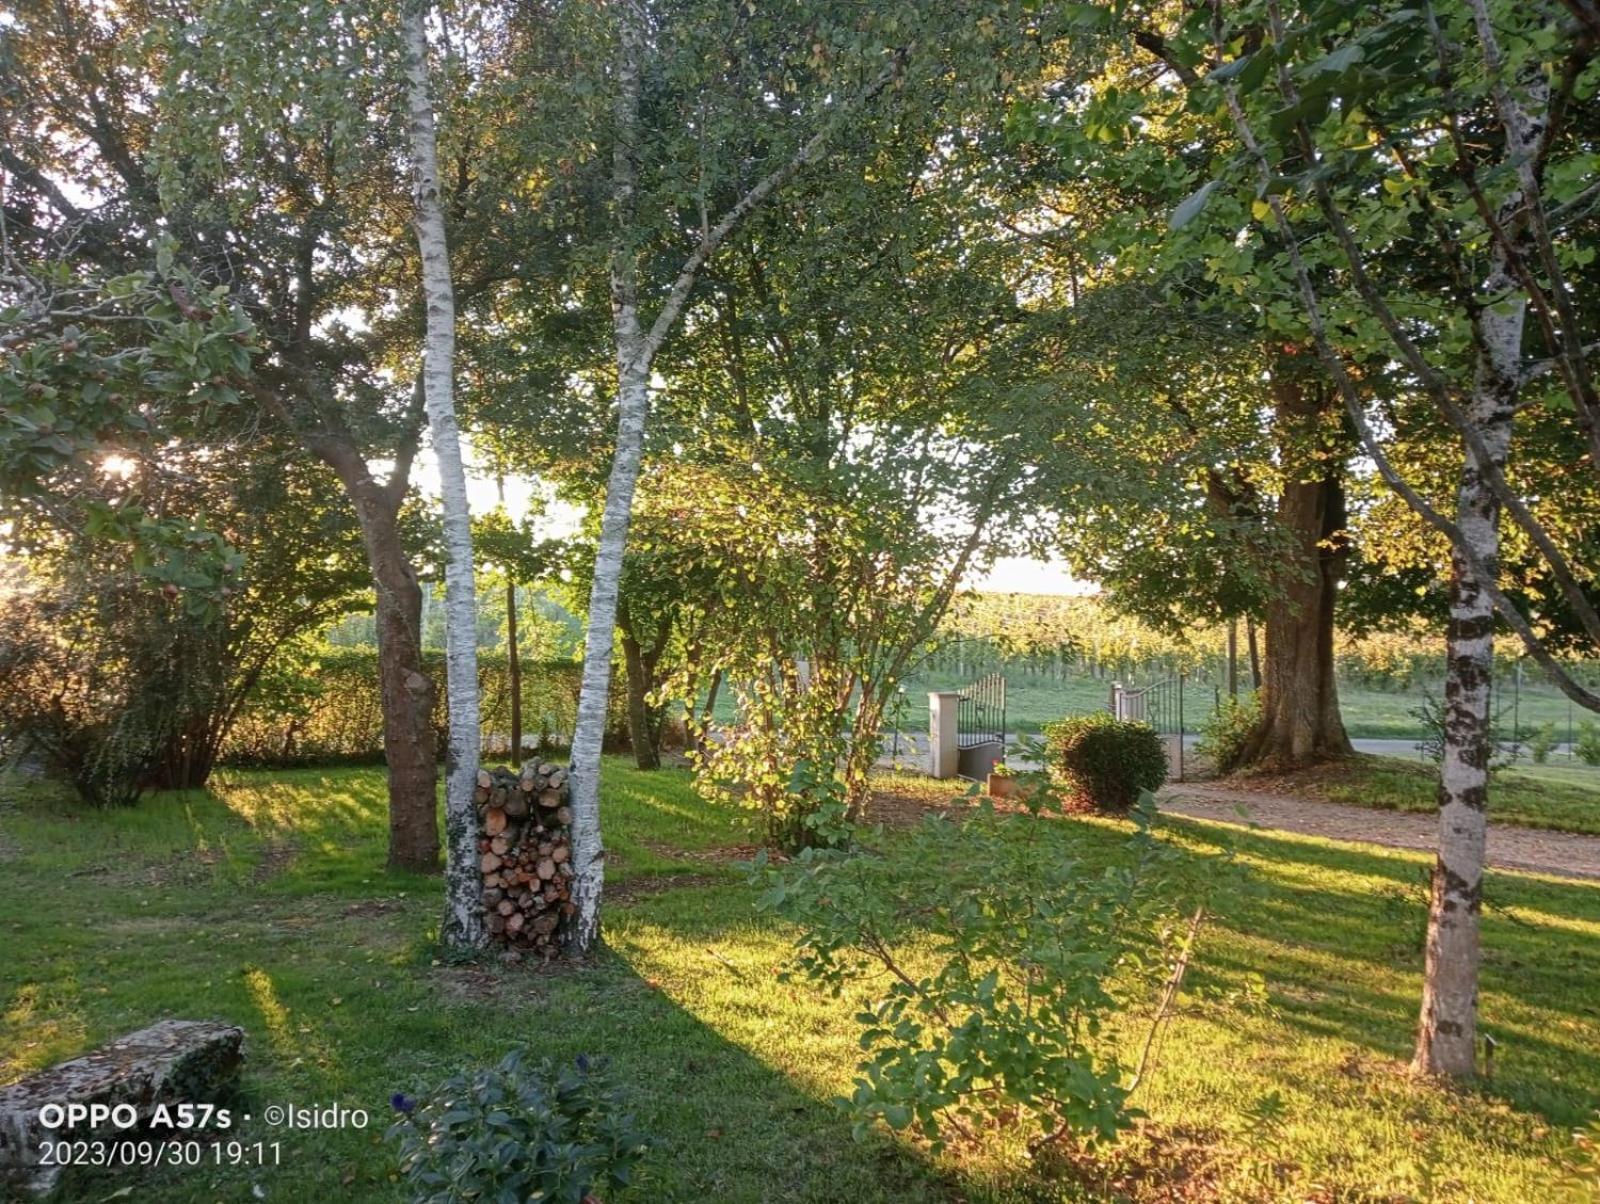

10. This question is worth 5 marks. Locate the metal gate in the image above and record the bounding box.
[1112,674,1186,781]
[956,672,1007,779]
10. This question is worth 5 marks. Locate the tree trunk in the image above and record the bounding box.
[1231,364,1353,770]
[507,579,522,761]
[403,1,482,947]
[621,629,660,770]
[1227,618,1238,698]
[356,490,439,871]
[1246,616,1262,689]
[693,667,723,756]
[568,361,649,952]
[1413,230,1523,1082]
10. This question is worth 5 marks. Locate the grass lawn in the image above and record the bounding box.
[1237,753,1600,835]
[3,762,1599,1201]
[1336,679,1597,744]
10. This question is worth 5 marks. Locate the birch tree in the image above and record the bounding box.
[558,0,967,953]
[401,0,482,948]
[1128,0,1598,1076]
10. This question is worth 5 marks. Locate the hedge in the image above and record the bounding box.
[220,648,630,767]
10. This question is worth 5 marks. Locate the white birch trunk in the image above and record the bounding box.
[1414,33,1549,1074]
[565,3,648,955]
[567,361,650,953]
[563,2,891,953]
[402,1,482,949]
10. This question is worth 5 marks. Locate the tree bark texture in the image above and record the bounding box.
[1413,186,1525,1082]
[403,0,482,946]
[1232,361,1353,770]
[349,481,439,871]
[621,628,662,771]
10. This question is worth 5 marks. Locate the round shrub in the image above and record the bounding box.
[1043,712,1168,812]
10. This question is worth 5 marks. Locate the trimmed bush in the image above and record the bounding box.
[1043,712,1167,812]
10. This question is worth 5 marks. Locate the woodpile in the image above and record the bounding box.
[475,762,574,956]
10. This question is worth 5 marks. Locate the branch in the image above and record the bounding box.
[1125,905,1205,1097]
[1219,34,1600,713]
[1132,29,1200,86]
[386,372,427,508]
[1523,341,1600,385]
[1267,3,1600,650]
[632,50,907,373]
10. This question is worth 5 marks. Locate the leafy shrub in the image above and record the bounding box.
[1043,712,1167,811]
[1578,723,1600,767]
[750,794,1213,1151]
[693,669,859,851]
[0,568,225,806]
[1196,693,1260,774]
[387,1050,651,1204]
[1528,721,1559,765]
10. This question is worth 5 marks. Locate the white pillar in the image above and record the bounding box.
[928,691,962,779]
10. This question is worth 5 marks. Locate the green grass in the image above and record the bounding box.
[1274,754,1600,835]
[1335,679,1600,743]
[3,763,1599,1201]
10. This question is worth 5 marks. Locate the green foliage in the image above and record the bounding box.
[1529,722,1559,766]
[222,647,628,766]
[696,668,859,852]
[1577,724,1600,768]
[750,796,1204,1151]
[1197,693,1261,775]
[1043,713,1168,812]
[387,1050,652,1204]
[1,260,259,550]
[0,566,222,806]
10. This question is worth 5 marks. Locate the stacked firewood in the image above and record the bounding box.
[475,763,574,955]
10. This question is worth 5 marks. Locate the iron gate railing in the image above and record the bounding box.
[957,671,1007,750]
[1112,674,1186,780]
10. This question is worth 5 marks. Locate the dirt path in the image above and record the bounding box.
[1158,783,1600,881]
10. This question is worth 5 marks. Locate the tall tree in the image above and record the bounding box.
[562,0,920,952]
[1014,21,1358,769]
[1,0,512,869]
[1138,0,1599,1076]
[402,0,482,946]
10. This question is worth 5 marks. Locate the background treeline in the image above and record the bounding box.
[221,648,628,768]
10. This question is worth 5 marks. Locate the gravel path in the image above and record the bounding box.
[1158,783,1600,881]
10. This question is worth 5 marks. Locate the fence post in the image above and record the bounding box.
[1177,672,1185,782]
[928,692,962,780]
[1109,681,1122,718]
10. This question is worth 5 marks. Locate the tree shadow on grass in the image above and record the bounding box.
[1160,817,1600,1124]
[3,784,962,1204]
